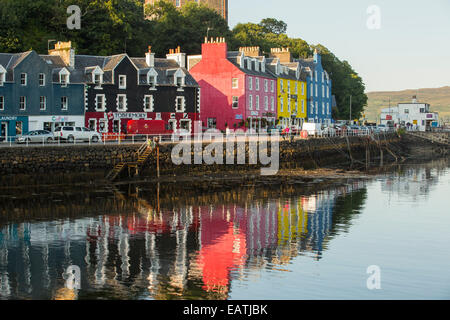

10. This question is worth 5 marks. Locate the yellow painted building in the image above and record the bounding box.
[268,48,307,129]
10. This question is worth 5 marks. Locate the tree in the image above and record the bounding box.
[260,18,287,35]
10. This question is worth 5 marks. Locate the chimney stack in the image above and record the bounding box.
[48,41,75,68]
[166,46,186,68]
[269,47,292,63]
[239,46,261,57]
[145,45,155,67]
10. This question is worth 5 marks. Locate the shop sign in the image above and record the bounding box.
[113,112,147,120]
[250,111,259,116]
[235,114,243,120]
[0,116,17,121]
[51,116,70,122]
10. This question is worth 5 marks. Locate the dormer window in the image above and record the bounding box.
[94,73,102,86]
[147,69,158,89]
[59,69,70,87]
[61,74,68,86]
[255,60,259,72]
[148,75,156,87]
[176,76,183,87]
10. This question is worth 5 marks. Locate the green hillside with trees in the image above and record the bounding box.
[0,0,367,120]
[366,86,450,122]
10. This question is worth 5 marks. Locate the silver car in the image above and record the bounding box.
[16,130,54,144]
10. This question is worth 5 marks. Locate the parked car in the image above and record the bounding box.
[302,122,322,136]
[16,130,54,144]
[268,125,283,134]
[377,124,390,132]
[322,126,336,136]
[54,126,102,143]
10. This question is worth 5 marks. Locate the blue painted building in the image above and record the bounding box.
[0,43,85,141]
[296,49,333,125]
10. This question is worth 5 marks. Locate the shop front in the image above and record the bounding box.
[28,115,85,133]
[85,112,199,136]
[0,116,28,142]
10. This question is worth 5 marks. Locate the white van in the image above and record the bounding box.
[302,122,322,136]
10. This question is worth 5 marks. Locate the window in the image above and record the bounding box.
[322,102,325,114]
[310,103,314,114]
[96,95,105,111]
[176,0,181,7]
[248,77,253,90]
[322,85,324,97]
[232,78,239,89]
[315,84,318,97]
[301,83,304,95]
[256,95,260,110]
[180,119,191,132]
[271,97,275,111]
[287,81,290,93]
[175,96,185,112]
[322,72,324,82]
[301,100,305,113]
[60,74,68,87]
[148,75,156,87]
[310,83,313,96]
[20,73,27,86]
[327,103,330,114]
[248,95,253,110]
[119,75,126,89]
[61,96,68,110]
[40,96,46,110]
[295,82,298,94]
[19,96,26,110]
[327,85,329,98]
[39,73,45,86]
[144,95,154,112]
[207,118,216,129]
[0,96,4,110]
[264,79,268,92]
[264,96,269,111]
[280,80,284,92]
[404,109,409,114]
[117,95,127,111]
[0,71,5,86]
[315,102,318,114]
[315,71,317,81]
[295,101,298,114]
[271,80,275,93]
[232,96,239,109]
[175,76,183,87]
[16,121,22,136]
[94,74,102,86]
[280,97,284,112]
[255,78,260,91]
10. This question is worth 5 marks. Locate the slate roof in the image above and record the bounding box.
[0,52,32,81]
[227,52,276,79]
[131,57,198,87]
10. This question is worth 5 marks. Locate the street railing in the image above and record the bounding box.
[0,128,403,148]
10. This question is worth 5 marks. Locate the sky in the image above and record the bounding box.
[228,0,450,93]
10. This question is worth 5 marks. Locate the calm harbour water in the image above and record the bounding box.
[0,159,449,300]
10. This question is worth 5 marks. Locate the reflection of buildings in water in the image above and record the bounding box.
[0,179,367,299]
[381,166,443,200]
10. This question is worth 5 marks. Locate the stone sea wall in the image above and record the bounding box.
[0,134,403,187]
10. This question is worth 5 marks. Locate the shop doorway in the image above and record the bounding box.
[1,122,7,141]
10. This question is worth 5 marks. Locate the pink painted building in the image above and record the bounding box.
[188,39,277,132]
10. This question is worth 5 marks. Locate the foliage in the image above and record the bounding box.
[0,1,367,118]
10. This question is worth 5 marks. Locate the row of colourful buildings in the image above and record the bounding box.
[0,40,333,140]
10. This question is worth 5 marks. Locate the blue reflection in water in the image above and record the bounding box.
[0,160,448,300]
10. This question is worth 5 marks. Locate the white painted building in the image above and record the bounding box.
[380,96,439,132]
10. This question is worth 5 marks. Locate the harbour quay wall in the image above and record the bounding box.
[0,134,402,186]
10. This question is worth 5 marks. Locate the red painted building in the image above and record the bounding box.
[188,39,277,132]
